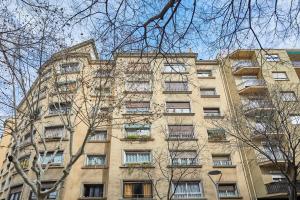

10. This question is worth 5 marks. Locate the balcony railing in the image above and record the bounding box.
[266,182,300,194]
[292,61,300,68]
[166,108,191,113]
[237,79,266,91]
[170,158,200,166]
[168,132,195,139]
[213,160,232,166]
[233,60,258,71]
[207,129,226,141]
[219,191,239,198]
[257,152,285,163]
[172,193,203,199]
[165,85,189,92]
[242,100,273,110]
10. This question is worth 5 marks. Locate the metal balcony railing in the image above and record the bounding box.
[257,152,285,162]
[172,193,203,199]
[170,158,200,166]
[292,61,300,68]
[233,60,258,71]
[168,132,195,139]
[266,182,300,194]
[166,108,191,113]
[242,100,273,110]
[218,191,239,198]
[213,160,232,166]
[237,79,266,90]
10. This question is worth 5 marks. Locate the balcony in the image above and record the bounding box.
[251,123,283,139]
[242,100,274,116]
[237,79,267,95]
[172,193,203,199]
[232,60,260,75]
[256,152,285,166]
[266,182,300,194]
[170,158,201,167]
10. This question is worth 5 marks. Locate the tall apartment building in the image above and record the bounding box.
[0,40,298,200]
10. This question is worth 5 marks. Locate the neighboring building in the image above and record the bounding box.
[0,40,298,200]
[221,49,300,199]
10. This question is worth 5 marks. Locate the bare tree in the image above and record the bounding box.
[212,84,300,200]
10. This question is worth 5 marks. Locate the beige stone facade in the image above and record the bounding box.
[0,41,299,200]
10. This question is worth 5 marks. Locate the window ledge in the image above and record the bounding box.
[201,95,220,98]
[198,76,216,79]
[87,140,110,143]
[163,113,195,116]
[90,95,113,98]
[78,197,106,200]
[120,198,155,200]
[220,196,242,199]
[120,138,154,141]
[38,138,69,143]
[124,91,153,94]
[208,139,230,143]
[213,165,236,168]
[165,138,198,141]
[125,71,153,74]
[163,91,192,94]
[42,164,64,169]
[161,72,189,75]
[274,79,289,81]
[167,164,202,168]
[122,113,153,116]
[81,166,108,169]
[204,115,224,119]
[59,71,80,75]
[120,164,155,168]
[44,113,71,118]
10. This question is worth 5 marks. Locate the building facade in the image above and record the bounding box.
[0,40,298,200]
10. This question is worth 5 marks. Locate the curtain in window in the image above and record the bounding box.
[45,126,64,138]
[143,183,152,197]
[165,82,188,91]
[87,155,105,165]
[126,152,150,163]
[124,183,133,197]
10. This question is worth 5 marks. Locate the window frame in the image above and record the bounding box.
[85,154,106,166]
[265,54,280,62]
[123,151,152,165]
[197,70,213,78]
[88,130,108,142]
[280,91,297,102]
[123,181,153,198]
[82,184,104,198]
[163,63,187,73]
[272,71,288,81]
[166,101,191,113]
[172,181,203,199]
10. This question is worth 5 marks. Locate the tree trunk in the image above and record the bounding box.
[288,184,297,200]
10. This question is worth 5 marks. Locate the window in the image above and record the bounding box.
[290,115,300,125]
[42,68,52,81]
[93,86,111,96]
[172,181,202,199]
[39,152,63,165]
[163,64,186,73]
[168,125,194,139]
[88,130,107,141]
[165,82,188,92]
[260,144,284,160]
[125,102,150,113]
[60,63,79,74]
[280,91,297,101]
[207,129,226,141]
[218,184,238,197]
[265,54,280,62]
[212,155,232,166]
[22,131,35,145]
[126,81,151,92]
[272,72,288,80]
[124,124,151,139]
[44,126,64,139]
[57,81,77,92]
[19,156,29,169]
[123,181,152,198]
[95,69,112,77]
[166,102,191,113]
[49,102,71,115]
[203,108,221,117]
[30,182,57,200]
[197,70,212,78]
[170,151,199,166]
[8,185,22,200]
[124,151,151,165]
[200,88,217,96]
[86,155,106,166]
[83,184,104,198]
